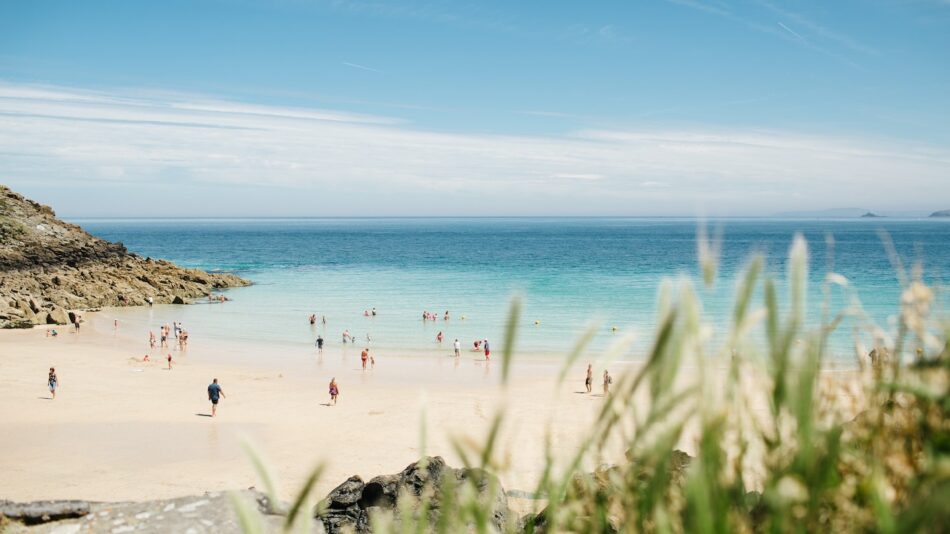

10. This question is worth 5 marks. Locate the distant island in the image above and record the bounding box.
[860,211,883,218]
[775,208,877,218]
[930,210,950,218]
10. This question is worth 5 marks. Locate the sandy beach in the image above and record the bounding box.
[0,308,633,504]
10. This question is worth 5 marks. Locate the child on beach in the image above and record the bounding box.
[329,378,339,405]
[48,367,57,399]
[167,353,173,370]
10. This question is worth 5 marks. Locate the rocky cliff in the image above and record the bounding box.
[0,185,249,328]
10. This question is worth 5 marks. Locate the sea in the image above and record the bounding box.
[75,218,949,363]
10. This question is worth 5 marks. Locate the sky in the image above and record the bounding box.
[0,0,948,217]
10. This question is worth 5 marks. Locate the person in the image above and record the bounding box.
[473,340,482,351]
[364,310,369,317]
[167,353,173,370]
[483,339,490,360]
[48,367,57,399]
[316,335,324,351]
[328,378,339,405]
[149,331,156,349]
[342,330,350,344]
[160,327,168,348]
[454,338,461,358]
[370,355,376,369]
[147,296,153,306]
[322,315,326,325]
[73,319,80,333]
[371,307,377,316]
[309,314,316,325]
[444,310,450,320]
[114,319,118,330]
[361,348,369,370]
[585,364,593,393]
[603,370,612,394]
[436,331,444,343]
[143,354,150,362]
[208,378,226,417]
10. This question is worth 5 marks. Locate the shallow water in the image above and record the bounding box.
[76,217,949,360]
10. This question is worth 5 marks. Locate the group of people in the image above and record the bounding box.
[585,364,612,394]
[150,322,188,350]
[422,310,449,321]
[308,314,327,325]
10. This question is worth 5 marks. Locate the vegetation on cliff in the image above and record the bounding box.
[0,185,249,328]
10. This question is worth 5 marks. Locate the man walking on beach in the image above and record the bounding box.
[453,338,461,358]
[208,378,225,417]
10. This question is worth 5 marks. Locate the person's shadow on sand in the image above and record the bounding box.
[320,403,334,407]
[38,396,53,400]
[194,413,213,418]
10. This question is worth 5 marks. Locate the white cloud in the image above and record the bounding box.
[0,82,947,216]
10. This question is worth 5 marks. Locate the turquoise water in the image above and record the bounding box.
[76,218,949,360]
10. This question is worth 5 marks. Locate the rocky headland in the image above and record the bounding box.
[0,185,249,328]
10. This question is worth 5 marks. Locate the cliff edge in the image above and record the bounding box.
[0,185,249,328]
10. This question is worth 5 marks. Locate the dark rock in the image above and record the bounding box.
[172,295,188,305]
[0,499,90,525]
[317,456,508,534]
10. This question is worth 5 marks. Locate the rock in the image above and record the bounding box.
[0,490,305,533]
[0,499,90,525]
[0,185,250,327]
[47,305,70,325]
[171,295,188,305]
[316,456,508,534]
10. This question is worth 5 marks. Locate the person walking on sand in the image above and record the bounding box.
[329,378,339,405]
[207,378,225,417]
[603,370,612,395]
[48,367,58,399]
[454,338,461,358]
[483,339,491,360]
[361,348,369,370]
[167,353,173,370]
[585,364,593,393]
[316,335,324,351]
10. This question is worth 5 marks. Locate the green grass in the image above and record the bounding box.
[234,232,949,533]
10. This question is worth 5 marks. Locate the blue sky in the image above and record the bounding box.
[1,0,948,216]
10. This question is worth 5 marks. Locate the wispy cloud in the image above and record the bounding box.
[342,61,383,74]
[0,82,947,216]
[663,0,865,67]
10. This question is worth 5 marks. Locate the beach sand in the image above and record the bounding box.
[0,309,863,510]
[0,311,628,505]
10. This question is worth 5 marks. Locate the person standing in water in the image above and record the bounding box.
[207,378,226,417]
[328,378,339,405]
[453,339,461,358]
[361,348,369,370]
[483,339,491,360]
[585,364,593,393]
[48,367,58,399]
[603,370,612,395]
[316,335,324,351]
[436,331,444,343]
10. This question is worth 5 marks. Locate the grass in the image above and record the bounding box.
[233,232,949,533]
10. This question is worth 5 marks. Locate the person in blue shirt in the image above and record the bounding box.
[207,378,226,417]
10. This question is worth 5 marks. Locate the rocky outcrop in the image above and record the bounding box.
[0,490,300,533]
[930,209,950,218]
[317,456,509,533]
[0,185,249,328]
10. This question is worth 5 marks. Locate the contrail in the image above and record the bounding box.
[777,22,804,41]
[342,61,383,74]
